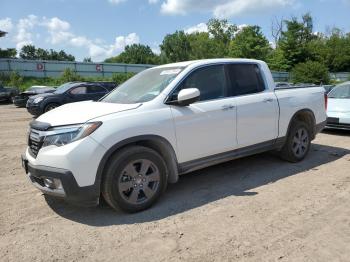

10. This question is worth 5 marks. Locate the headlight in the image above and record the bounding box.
[33,97,44,103]
[42,122,102,148]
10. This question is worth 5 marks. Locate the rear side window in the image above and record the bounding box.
[87,85,107,93]
[176,65,226,102]
[226,64,265,96]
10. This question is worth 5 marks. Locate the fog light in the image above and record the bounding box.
[43,178,62,190]
[43,178,54,188]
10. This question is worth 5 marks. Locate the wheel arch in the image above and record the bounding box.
[286,109,316,139]
[95,135,179,196]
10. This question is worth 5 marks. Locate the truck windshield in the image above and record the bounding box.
[102,67,184,104]
[328,84,350,99]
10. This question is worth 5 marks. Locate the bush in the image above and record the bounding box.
[8,72,24,90]
[0,71,136,91]
[111,72,134,85]
[291,61,330,84]
[60,68,83,82]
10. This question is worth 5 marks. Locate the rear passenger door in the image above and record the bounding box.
[86,85,108,100]
[169,64,237,163]
[226,63,279,148]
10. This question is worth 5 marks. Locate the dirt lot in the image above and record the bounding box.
[0,103,349,262]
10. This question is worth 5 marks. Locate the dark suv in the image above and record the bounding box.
[26,81,117,116]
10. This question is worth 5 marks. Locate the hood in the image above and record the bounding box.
[30,92,56,100]
[37,101,141,126]
[328,98,350,113]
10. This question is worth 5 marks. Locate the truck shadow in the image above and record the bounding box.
[322,128,350,137]
[45,143,350,226]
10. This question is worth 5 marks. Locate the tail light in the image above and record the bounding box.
[324,93,328,110]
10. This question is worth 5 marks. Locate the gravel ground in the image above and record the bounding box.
[0,103,349,262]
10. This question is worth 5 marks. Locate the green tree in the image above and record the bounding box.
[105,44,159,64]
[187,32,218,59]
[160,31,191,62]
[266,48,290,71]
[279,13,315,70]
[207,19,238,57]
[229,25,271,60]
[291,61,330,84]
[19,45,37,59]
[0,48,17,58]
[324,29,350,72]
[19,45,75,61]
[83,57,92,62]
[36,48,50,60]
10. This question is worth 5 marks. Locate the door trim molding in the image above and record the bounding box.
[178,137,285,174]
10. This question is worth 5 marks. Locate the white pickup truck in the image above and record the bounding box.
[22,59,327,212]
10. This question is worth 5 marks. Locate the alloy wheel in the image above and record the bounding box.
[292,127,309,158]
[118,159,160,205]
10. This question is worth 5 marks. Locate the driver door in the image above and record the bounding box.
[169,64,237,164]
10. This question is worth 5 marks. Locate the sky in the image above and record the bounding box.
[1,0,350,62]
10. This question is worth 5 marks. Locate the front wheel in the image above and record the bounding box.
[280,121,311,162]
[102,146,168,212]
[44,103,59,113]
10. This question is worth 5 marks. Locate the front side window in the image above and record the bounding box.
[173,65,226,102]
[328,84,350,99]
[227,64,265,96]
[54,83,76,94]
[102,67,184,104]
[70,86,87,95]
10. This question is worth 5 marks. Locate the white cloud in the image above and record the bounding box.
[149,0,159,3]
[44,17,70,32]
[184,23,208,34]
[114,33,140,50]
[0,18,13,32]
[14,15,39,49]
[10,15,139,61]
[184,22,247,35]
[42,17,73,44]
[108,0,127,4]
[160,0,294,18]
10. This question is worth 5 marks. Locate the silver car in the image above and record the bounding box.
[326,82,350,130]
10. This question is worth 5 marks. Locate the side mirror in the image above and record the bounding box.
[177,88,200,106]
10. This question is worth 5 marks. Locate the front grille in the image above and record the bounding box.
[28,129,43,158]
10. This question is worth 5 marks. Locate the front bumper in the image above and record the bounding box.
[26,104,42,116]
[22,154,100,207]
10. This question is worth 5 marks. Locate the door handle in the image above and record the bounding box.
[263,98,274,103]
[222,104,235,110]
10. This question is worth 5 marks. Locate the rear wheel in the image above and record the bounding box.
[44,103,59,113]
[102,146,168,212]
[280,121,311,162]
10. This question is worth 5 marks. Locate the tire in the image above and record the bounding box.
[44,103,59,113]
[102,146,168,212]
[280,120,311,163]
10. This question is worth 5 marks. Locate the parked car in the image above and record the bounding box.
[0,84,19,102]
[326,81,350,130]
[22,59,326,212]
[13,86,56,107]
[323,85,335,94]
[26,81,117,116]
